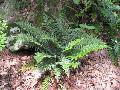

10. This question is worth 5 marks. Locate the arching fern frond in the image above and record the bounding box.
[64,36,108,60]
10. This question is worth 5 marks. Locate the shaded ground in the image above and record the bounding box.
[0,49,120,90]
[62,50,120,90]
[0,49,41,90]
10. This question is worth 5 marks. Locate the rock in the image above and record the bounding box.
[10,27,21,35]
[6,34,29,52]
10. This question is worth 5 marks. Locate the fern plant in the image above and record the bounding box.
[34,35,107,77]
[33,14,107,78]
[7,13,107,79]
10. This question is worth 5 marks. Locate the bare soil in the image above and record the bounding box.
[0,49,120,90]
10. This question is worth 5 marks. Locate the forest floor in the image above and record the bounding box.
[0,49,120,90]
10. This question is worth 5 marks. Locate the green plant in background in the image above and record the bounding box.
[0,20,7,51]
[0,20,8,31]
[15,0,30,10]
[108,38,120,66]
[73,0,80,5]
[72,0,120,65]
[93,0,120,65]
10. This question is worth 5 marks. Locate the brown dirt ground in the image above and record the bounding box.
[60,50,120,90]
[0,49,120,90]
